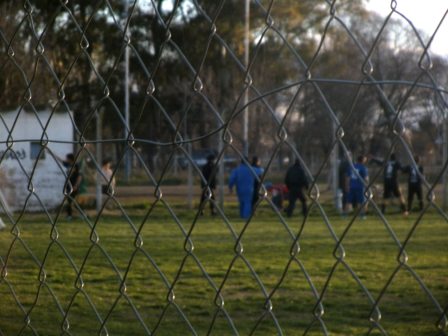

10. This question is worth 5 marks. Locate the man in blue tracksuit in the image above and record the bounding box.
[346,155,369,218]
[229,159,262,219]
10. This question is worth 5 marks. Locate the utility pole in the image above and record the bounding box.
[124,0,131,182]
[332,118,340,212]
[185,109,193,209]
[443,117,447,209]
[96,110,103,214]
[243,0,250,157]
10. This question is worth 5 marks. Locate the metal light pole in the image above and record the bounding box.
[124,0,131,182]
[218,124,225,209]
[443,117,448,209]
[185,108,193,209]
[243,0,250,157]
[332,118,340,212]
[96,110,103,214]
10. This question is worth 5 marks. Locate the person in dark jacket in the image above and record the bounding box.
[402,155,424,212]
[370,153,407,215]
[251,156,264,211]
[57,153,83,220]
[200,154,217,215]
[284,159,309,217]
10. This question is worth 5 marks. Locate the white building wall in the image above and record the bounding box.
[0,110,74,212]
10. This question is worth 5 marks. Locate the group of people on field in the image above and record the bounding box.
[200,155,265,219]
[200,154,310,219]
[200,151,425,220]
[340,153,424,218]
[60,149,424,221]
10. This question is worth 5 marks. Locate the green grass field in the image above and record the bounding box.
[0,201,447,335]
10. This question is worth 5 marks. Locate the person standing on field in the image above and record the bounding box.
[101,158,116,196]
[284,159,309,217]
[346,155,369,218]
[57,153,83,220]
[200,154,217,216]
[251,156,264,211]
[229,159,260,219]
[370,153,408,215]
[402,155,424,213]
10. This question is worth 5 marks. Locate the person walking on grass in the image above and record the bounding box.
[346,155,369,219]
[100,157,117,212]
[370,153,408,216]
[229,158,262,219]
[200,154,217,216]
[101,158,116,196]
[251,156,264,212]
[57,153,83,220]
[402,155,424,213]
[284,159,309,217]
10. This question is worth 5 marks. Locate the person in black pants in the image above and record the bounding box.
[57,153,83,220]
[251,156,264,212]
[402,155,424,212]
[200,154,217,215]
[370,153,408,215]
[284,159,309,217]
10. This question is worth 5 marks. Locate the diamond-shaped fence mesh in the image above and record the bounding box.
[1,0,447,335]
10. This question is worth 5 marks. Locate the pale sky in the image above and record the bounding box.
[366,0,448,55]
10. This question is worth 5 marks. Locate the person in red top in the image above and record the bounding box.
[266,183,288,210]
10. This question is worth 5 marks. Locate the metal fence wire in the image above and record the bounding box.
[0,0,448,335]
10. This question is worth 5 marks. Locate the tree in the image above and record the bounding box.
[2,0,447,176]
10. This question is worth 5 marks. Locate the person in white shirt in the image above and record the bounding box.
[101,158,116,196]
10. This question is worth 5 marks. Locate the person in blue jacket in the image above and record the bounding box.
[229,158,262,219]
[346,154,369,218]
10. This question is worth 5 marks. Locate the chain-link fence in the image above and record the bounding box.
[1,0,447,335]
